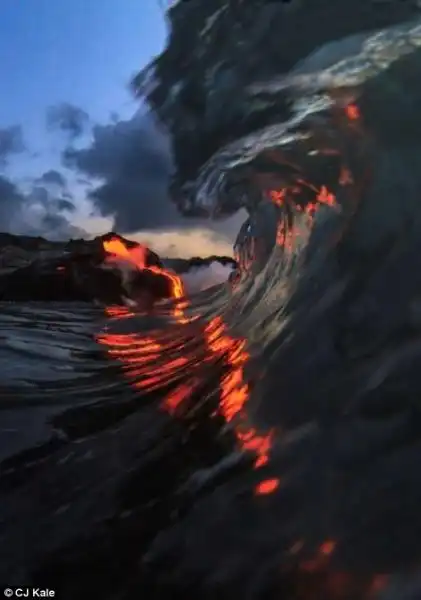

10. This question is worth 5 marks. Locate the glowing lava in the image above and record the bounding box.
[254,478,280,495]
[268,180,339,254]
[203,316,274,469]
[98,237,274,480]
[102,237,186,321]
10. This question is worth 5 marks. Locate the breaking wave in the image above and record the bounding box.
[3,16,421,600]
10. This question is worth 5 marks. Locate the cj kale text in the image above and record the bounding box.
[4,589,55,598]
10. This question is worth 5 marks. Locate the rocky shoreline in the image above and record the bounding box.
[0,231,236,304]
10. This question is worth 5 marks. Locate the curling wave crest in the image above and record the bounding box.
[3,16,421,600]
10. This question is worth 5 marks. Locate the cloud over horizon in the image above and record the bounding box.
[0,103,244,252]
[0,171,86,240]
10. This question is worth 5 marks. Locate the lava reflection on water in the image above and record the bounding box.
[97,306,274,474]
[97,236,274,477]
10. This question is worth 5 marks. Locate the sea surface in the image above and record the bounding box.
[3,17,421,600]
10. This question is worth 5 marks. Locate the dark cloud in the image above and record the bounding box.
[56,198,76,212]
[0,172,85,241]
[62,110,241,239]
[36,169,67,188]
[62,110,184,232]
[0,109,242,248]
[39,212,81,237]
[46,103,89,139]
[30,186,49,204]
[0,125,25,166]
[0,176,25,221]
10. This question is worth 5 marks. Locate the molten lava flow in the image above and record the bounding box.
[103,238,148,269]
[103,237,187,321]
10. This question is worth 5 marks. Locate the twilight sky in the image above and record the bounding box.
[0,0,241,256]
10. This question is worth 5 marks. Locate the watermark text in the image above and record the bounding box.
[4,589,56,598]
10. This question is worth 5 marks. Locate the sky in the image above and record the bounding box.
[0,0,241,257]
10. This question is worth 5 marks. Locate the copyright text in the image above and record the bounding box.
[3,589,55,598]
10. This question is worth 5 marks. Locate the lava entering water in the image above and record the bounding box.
[97,237,275,484]
[103,236,186,321]
[103,237,185,301]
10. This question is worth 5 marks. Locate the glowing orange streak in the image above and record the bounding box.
[203,316,273,470]
[270,182,339,252]
[163,377,203,414]
[105,305,134,319]
[254,478,280,495]
[100,238,273,475]
[103,237,188,322]
[345,103,360,120]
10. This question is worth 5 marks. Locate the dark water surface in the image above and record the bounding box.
[3,17,421,600]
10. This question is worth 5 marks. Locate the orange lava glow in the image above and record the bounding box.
[268,179,340,252]
[300,540,337,573]
[317,185,336,207]
[320,540,336,556]
[345,103,360,121]
[97,237,273,470]
[97,241,392,598]
[254,477,280,495]
[269,182,337,213]
[203,315,273,469]
[103,237,186,321]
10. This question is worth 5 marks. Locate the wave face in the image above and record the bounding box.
[4,13,421,600]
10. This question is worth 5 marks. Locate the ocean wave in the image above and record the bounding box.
[3,13,421,600]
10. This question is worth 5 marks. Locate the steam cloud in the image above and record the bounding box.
[181,262,235,294]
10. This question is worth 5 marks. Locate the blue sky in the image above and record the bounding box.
[0,0,166,164]
[0,0,167,146]
[0,0,239,256]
